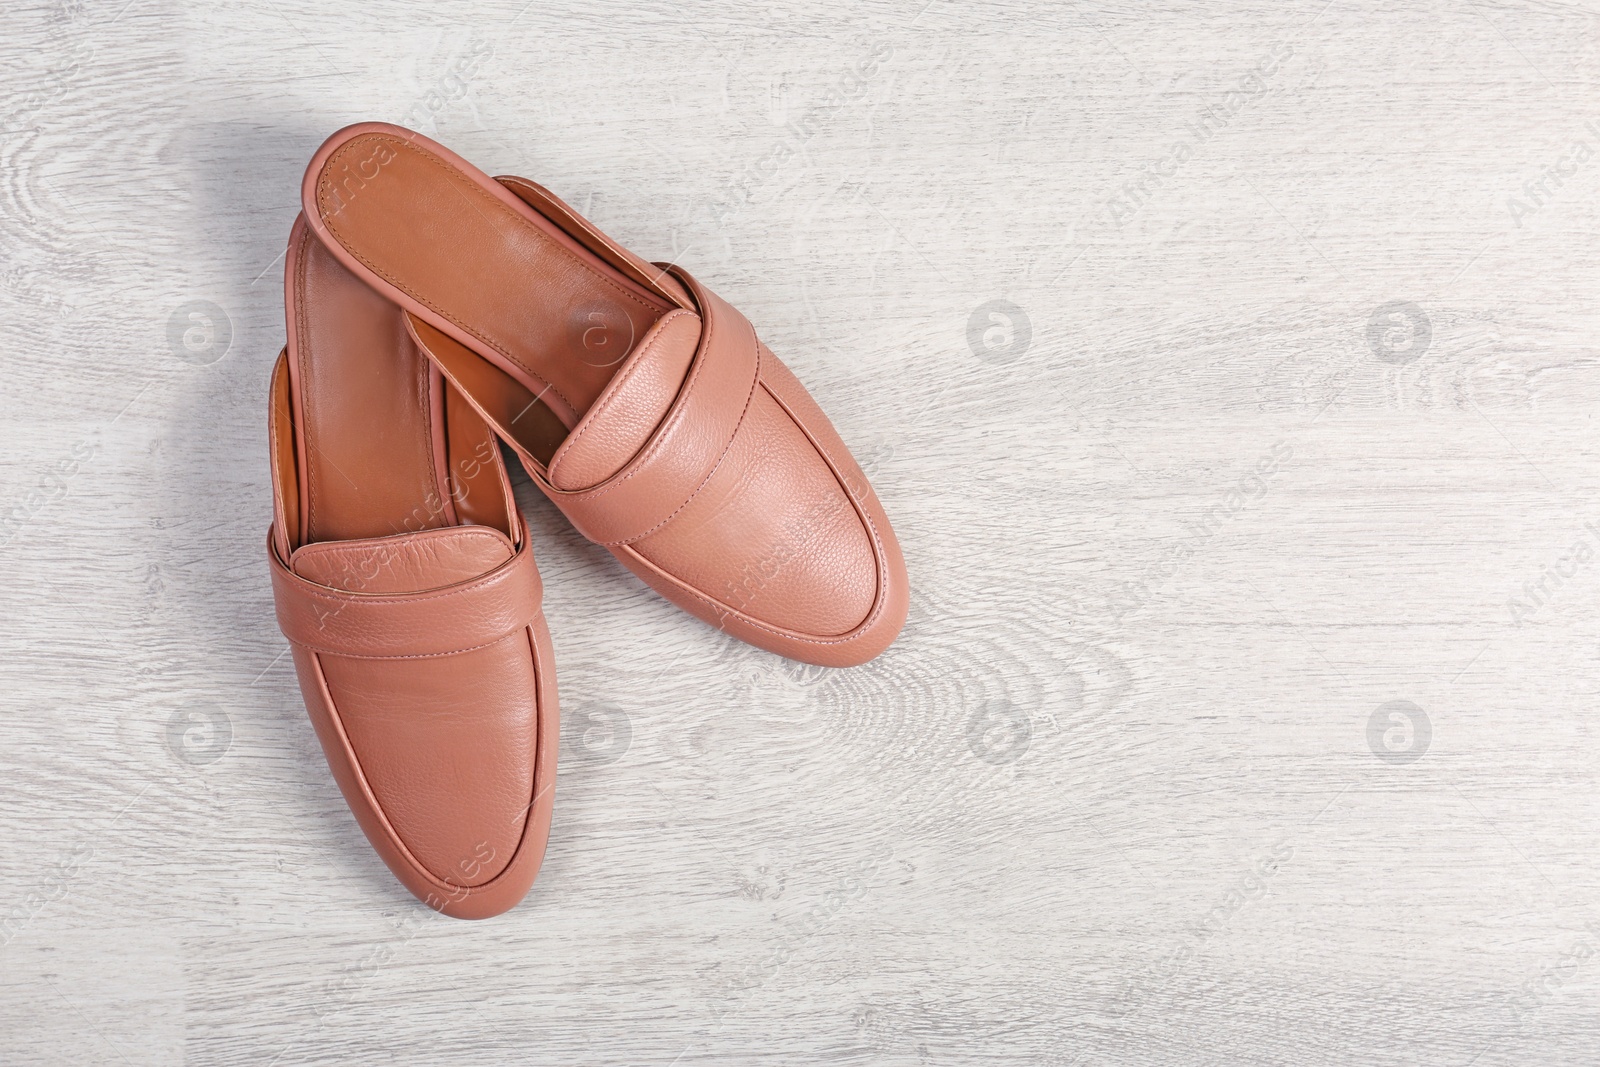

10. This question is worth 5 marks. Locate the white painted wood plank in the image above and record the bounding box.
[3,0,1600,1063]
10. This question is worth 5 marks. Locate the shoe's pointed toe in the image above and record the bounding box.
[615,343,907,666]
[271,521,558,919]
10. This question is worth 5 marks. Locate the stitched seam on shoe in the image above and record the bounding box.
[268,360,289,550]
[318,135,660,418]
[747,376,890,640]
[553,309,691,483]
[565,281,756,540]
[623,372,891,645]
[293,632,521,660]
[293,229,319,541]
[291,556,528,606]
[308,641,541,895]
[602,331,760,545]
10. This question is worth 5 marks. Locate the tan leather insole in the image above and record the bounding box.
[310,133,673,430]
[290,218,456,546]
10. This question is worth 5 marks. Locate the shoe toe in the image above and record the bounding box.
[273,524,556,917]
[315,633,538,888]
[628,346,907,663]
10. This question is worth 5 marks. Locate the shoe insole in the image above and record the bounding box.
[287,215,458,547]
[306,128,676,431]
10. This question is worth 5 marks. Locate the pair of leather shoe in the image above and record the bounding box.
[267,123,908,918]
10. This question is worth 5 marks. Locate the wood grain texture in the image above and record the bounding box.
[4,0,1600,1062]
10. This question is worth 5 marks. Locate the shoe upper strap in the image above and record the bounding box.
[268,521,542,659]
[409,265,761,548]
[544,265,761,545]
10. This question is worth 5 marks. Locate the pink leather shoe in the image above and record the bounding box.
[298,122,908,667]
[267,214,558,918]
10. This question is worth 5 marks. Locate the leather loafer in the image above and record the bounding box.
[267,214,558,918]
[298,122,908,667]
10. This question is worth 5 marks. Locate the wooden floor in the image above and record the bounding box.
[4,0,1600,1062]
